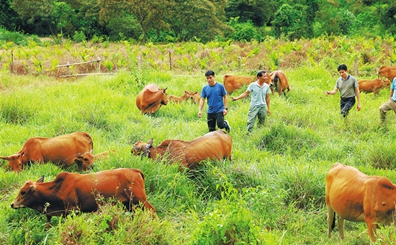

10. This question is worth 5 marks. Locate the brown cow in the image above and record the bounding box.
[74,150,115,170]
[11,168,156,228]
[358,78,390,96]
[168,91,190,103]
[378,66,396,81]
[223,75,254,94]
[132,130,232,169]
[136,84,168,114]
[269,70,290,96]
[223,74,272,94]
[0,132,93,172]
[326,163,396,242]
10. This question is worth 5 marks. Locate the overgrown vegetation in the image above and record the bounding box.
[0,38,396,244]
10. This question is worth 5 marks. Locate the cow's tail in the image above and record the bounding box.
[330,212,336,231]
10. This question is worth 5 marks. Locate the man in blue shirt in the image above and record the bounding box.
[379,77,396,123]
[198,70,231,132]
[326,64,361,118]
[231,70,271,133]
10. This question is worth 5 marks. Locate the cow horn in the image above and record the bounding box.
[37,175,44,183]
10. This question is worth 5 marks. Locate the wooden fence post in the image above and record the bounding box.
[10,50,14,74]
[169,51,172,71]
[97,57,101,73]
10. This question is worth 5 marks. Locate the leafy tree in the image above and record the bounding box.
[225,0,276,27]
[52,2,72,36]
[98,0,169,43]
[11,0,56,35]
[0,0,23,31]
[382,3,396,34]
[272,4,311,40]
[228,17,259,41]
[163,0,232,42]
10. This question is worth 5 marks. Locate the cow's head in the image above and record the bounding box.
[161,88,168,105]
[132,139,153,158]
[74,152,94,171]
[383,79,391,88]
[11,175,44,209]
[0,153,24,172]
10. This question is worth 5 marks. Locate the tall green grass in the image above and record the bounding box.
[1,61,396,244]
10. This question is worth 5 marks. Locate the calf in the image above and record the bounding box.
[74,150,115,170]
[358,78,390,96]
[168,91,190,103]
[11,168,156,228]
[326,163,396,242]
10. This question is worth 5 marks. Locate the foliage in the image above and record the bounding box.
[228,17,260,42]
[272,4,312,40]
[3,1,395,43]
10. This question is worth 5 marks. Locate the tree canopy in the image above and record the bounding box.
[1,0,395,43]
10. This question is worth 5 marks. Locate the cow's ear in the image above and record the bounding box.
[147,138,153,148]
[37,175,44,183]
[0,156,10,160]
[163,88,168,93]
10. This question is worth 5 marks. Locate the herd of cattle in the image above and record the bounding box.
[2,65,396,241]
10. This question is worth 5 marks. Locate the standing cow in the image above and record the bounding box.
[11,168,156,228]
[378,66,396,81]
[136,84,168,114]
[132,130,232,169]
[358,78,390,96]
[223,75,254,94]
[0,132,93,172]
[326,163,396,242]
[269,70,290,96]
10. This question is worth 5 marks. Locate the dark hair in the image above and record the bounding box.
[257,70,266,77]
[337,64,347,71]
[205,70,215,77]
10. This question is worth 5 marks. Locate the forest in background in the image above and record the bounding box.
[0,0,395,43]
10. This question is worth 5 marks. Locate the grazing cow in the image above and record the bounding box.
[168,91,190,103]
[132,130,232,169]
[136,84,168,114]
[378,66,396,81]
[326,163,396,242]
[358,78,391,96]
[269,70,290,96]
[223,75,254,94]
[11,168,156,228]
[74,150,115,170]
[0,132,93,172]
[189,91,200,104]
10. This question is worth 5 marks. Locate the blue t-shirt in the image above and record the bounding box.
[200,82,227,113]
[392,78,396,101]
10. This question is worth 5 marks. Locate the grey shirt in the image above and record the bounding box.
[336,75,358,98]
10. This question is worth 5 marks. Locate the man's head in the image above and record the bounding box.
[205,70,216,85]
[337,64,348,79]
[257,70,266,78]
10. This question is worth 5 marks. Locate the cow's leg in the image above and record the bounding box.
[365,217,377,242]
[45,215,52,229]
[129,186,156,214]
[326,205,335,238]
[338,216,345,239]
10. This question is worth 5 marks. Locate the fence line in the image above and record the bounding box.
[56,57,114,77]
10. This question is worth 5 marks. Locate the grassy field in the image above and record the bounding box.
[1,40,396,244]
